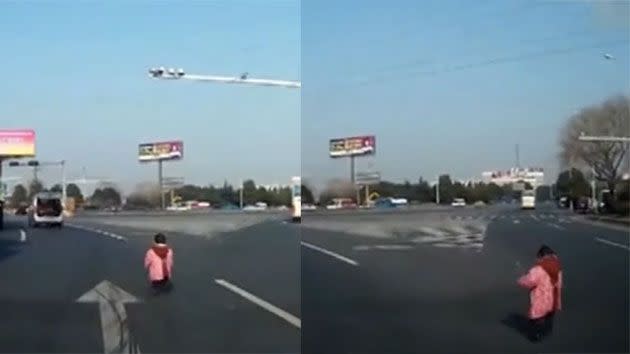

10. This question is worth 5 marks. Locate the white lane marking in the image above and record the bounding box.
[300,241,359,266]
[419,227,448,237]
[353,244,414,251]
[547,223,565,230]
[531,215,540,222]
[513,219,520,224]
[595,237,630,251]
[67,224,127,242]
[19,229,27,242]
[214,279,301,329]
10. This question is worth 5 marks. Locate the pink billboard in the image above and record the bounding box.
[0,129,35,157]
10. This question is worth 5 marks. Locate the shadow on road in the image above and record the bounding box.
[501,312,531,340]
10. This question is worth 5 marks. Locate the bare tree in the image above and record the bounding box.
[560,95,630,193]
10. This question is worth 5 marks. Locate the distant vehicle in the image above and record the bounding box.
[301,203,317,211]
[374,198,396,209]
[575,197,590,214]
[28,192,64,228]
[521,190,536,210]
[558,196,569,208]
[15,205,28,215]
[451,198,466,207]
[219,203,240,210]
[291,177,301,222]
[390,198,408,206]
[243,202,268,212]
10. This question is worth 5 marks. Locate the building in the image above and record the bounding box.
[481,167,544,188]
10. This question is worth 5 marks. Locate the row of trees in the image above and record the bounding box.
[309,176,548,206]
[8,180,122,210]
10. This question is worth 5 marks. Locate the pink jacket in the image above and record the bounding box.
[518,265,563,319]
[144,245,174,282]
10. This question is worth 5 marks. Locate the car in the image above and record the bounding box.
[14,205,28,215]
[28,192,64,228]
[451,198,466,207]
[575,197,590,214]
[301,204,317,211]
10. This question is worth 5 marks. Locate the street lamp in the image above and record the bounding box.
[147,66,301,89]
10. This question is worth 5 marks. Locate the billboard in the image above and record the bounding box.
[138,141,183,162]
[329,135,376,158]
[0,129,35,157]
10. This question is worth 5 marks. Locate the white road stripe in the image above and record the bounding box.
[531,215,540,222]
[19,229,27,242]
[214,279,301,329]
[547,223,565,230]
[513,219,520,224]
[595,237,630,251]
[301,241,359,266]
[67,224,127,242]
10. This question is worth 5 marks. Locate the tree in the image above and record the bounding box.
[50,184,62,193]
[556,168,590,201]
[10,184,28,207]
[302,184,315,204]
[437,174,454,204]
[90,187,122,208]
[415,178,432,203]
[560,95,630,194]
[242,180,258,205]
[28,179,44,200]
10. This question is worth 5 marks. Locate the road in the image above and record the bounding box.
[1,205,627,353]
[0,213,300,353]
[301,204,629,354]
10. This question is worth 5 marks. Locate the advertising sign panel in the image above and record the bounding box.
[138,141,183,162]
[0,129,35,157]
[329,135,376,158]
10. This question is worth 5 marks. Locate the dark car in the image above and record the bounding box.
[575,197,590,214]
[14,205,28,215]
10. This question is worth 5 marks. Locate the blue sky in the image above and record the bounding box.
[0,0,300,194]
[1,1,628,196]
[302,0,629,190]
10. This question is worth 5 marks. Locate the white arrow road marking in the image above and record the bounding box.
[301,241,359,266]
[353,244,414,251]
[19,229,27,242]
[595,237,630,251]
[77,280,141,354]
[214,279,301,329]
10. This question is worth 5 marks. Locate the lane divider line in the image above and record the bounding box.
[19,229,27,242]
[67,223,127,242]
[300,241,359,266]
[595,237,630,251]
[547,223,565,230]
[214,279,301,329]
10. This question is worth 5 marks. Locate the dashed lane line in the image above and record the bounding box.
[67,223,127,242]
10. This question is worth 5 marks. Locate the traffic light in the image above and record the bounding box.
[27,160,39,167]
[8,161,19,167]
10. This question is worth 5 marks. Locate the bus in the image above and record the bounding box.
[521,190,536,210]
[291,176,301,222]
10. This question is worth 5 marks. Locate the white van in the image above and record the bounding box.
[521,190,536,210]
[28,192,64,228]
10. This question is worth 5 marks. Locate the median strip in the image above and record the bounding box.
[301,241,359,266]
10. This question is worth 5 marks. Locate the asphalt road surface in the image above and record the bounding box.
[1,205,628,354]
[0,214,300,353]
[301,204,629,354]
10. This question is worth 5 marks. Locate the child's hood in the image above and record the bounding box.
[151,244,171,259]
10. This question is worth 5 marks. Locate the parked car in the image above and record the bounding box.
[575,197,590,214]
[451,198,466,207]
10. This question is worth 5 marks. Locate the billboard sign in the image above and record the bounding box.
[0,129,35,157]
[355,171,381,185]
[329,135,376,158]
[138,141,183,162]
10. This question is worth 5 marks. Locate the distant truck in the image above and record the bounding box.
[521,190,536,210]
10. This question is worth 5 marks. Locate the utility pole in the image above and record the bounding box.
[239,179,244,209]
[515,144,520,168]
[158,159,164,210]
[436,176,441,205]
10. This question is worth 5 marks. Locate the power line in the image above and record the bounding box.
[340,38,629,88]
